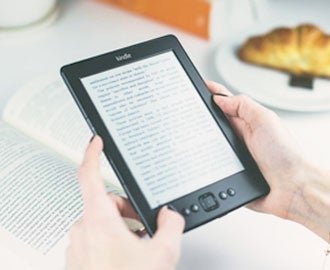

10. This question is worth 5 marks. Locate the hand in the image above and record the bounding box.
[206,80,305,219]
[206,81,330,241]
[66,136,185,270]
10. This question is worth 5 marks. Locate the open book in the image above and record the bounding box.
[0,76,137,269]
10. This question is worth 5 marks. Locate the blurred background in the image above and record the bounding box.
[1,0,330,112]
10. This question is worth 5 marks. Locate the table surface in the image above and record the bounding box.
[0,0,329,269]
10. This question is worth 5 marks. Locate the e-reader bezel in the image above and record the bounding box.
[60,35,270,235]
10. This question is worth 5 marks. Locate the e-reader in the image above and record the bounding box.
[60,35,270,235]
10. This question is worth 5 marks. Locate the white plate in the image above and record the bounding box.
[214,41,330,112]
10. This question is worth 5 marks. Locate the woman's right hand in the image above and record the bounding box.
[206,80,330,242]
[66,136,185,270]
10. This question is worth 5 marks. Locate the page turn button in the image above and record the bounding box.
[199,193,219,212]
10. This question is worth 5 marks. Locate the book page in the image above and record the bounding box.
[0,122,81,268]
[2,76,122,191]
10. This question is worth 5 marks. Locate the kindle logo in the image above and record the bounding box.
[115,53,132,62]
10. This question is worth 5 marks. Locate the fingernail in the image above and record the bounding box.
[89,135,95,143]
[134,227,147,237]
[213,93,228,97]
[167,204,177,212]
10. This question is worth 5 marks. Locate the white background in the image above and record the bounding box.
[0,0,329,269]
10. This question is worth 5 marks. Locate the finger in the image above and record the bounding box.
[154,207,185,251]
[246,200,265,213]
[109,194,141,221]
[65,243,84,270]
[78,136,108,211]
[80,135,103,177]
[213,94,271,127]
[76,138,135,235]
[225,116,246,141]
[70,215,83,230]
[210,94,245,139]
[65,247,75,270]
[205,80,233,96]
[66,224,84,270]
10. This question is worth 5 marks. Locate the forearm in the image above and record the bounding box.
[288,163,330,242]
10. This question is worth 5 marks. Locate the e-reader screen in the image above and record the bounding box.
[80,50,244,209]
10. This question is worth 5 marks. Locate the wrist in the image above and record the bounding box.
[287,162,330,241]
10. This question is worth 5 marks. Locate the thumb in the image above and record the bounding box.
[213,94,270,127]
[78,135,108,211]
[153,207,185,255]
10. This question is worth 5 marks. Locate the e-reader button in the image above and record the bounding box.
[199,193,219,212]
[190,204,199,213]
[219,191,228,200]
[227,188,236,197]
[182,208,191,216]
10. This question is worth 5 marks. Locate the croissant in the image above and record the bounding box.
[238,24,330,78]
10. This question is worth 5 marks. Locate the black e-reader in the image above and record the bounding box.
[60,35,270,235]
